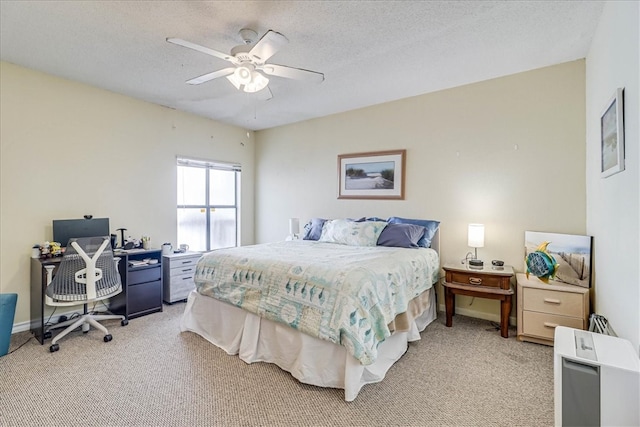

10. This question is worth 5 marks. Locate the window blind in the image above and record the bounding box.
[177,156,241,172]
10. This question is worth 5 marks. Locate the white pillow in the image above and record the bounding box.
[319,219,387,246]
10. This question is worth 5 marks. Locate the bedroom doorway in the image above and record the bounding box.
[176,157,240,252]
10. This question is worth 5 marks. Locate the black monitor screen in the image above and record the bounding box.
[52,218,110,247]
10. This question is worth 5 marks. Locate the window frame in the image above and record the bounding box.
[177,157,240,251]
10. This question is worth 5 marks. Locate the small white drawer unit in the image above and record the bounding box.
[516,273,590,346]
[162,252,201,303]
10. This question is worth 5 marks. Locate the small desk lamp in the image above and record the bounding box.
[289,218,300,240]
[468,223,485,269]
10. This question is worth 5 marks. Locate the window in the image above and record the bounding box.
[177,157,240,252]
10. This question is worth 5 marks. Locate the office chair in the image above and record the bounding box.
[45,236,128,352]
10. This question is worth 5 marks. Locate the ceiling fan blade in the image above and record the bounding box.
[249,30,288,63]
[260,64,324,83]
[186,68,236,85]
[166,38,238,65]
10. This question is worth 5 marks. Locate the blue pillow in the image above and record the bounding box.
[377,223,425,248]
[387,217,440,248]
[303,218,327,240]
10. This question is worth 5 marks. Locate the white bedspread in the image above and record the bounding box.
[180,287,437,401]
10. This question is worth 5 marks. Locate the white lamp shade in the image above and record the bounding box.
[468,224,485,248]
[289,218,300,235]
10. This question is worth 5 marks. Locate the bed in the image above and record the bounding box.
[180,218,440,401]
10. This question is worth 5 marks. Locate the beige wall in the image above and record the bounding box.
[585,1,639,352]
[0,61,255,326]
[255,60,586,322]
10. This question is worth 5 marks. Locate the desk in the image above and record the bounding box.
[443,264,514,338]
[30,249,163,345]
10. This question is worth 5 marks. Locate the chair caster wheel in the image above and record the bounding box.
[104,334,113,342]
[121,319,129,326]
[44,331,52,339]
[50,344,59,352]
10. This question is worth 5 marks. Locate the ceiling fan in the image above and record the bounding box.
[167,28,324,95]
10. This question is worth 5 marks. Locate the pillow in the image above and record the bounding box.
[302,218,327,241]
[387,217,440,248]
[377,223,426,248]
[319,219,388,246]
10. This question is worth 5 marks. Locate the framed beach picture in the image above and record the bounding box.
[601,88,625,178]
[524,231,592,288]
[338,150,406,199]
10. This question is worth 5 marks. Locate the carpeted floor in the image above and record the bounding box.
[0,303,554,426]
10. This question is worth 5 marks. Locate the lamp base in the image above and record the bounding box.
[468,259,484,269]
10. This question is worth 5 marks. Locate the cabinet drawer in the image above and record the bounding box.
[171,276,195,300]
[170,257,200,269]
[129,266,161,285]
[169,264,197,277]
[522,311,584,340]
[523,287,584,317]
[449,271,505,288]
[128,280,162,316]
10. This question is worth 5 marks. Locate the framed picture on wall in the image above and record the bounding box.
[337,150,406,199]
[600,87,625,178]
[524,231,592,288]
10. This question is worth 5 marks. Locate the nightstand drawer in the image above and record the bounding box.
[170,256,200,268]
[449,271,504,288]
[522,311,584,340]
[523,287,584,317]
[171,275,195,300]
[169,264,197,277]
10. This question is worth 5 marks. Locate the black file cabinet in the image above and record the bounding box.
[109,249,163,319]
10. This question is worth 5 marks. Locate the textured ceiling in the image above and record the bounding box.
[0,1,604,131]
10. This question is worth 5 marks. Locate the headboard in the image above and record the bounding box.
[430,227,440,255]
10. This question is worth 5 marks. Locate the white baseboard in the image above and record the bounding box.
[11,309,111,335]
[438,303,517,327]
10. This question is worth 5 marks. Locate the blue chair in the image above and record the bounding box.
[0,293,18,357]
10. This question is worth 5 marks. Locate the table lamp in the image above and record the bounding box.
[468,223,485,268]
[289,218,300,240]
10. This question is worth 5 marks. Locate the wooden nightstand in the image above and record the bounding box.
[516,273,589,346]
[443,263,514,338]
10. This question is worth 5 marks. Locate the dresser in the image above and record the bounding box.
[516,273,590,346]
[162,251,201,303]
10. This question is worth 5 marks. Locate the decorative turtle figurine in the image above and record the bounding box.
[525,241,559,283]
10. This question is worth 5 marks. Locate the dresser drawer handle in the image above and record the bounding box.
[543,322,559,329]
[181,261,193,265]
[469,277,482,285]
[543,298,561,304]
[182,269,192,272]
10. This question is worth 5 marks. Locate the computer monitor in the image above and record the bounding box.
[52,218,110,247]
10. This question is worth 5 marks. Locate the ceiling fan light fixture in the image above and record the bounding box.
[243,71,269,93]
[227,68,269,93]
[234,65,253,84]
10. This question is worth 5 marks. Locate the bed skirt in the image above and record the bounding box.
[180,287,437,401]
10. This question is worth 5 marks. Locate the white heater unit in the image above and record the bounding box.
[554,326,640,426]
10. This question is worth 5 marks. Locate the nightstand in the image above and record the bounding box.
[443,263,514,338]
[162,251,201,304]
[516,273,589,346]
